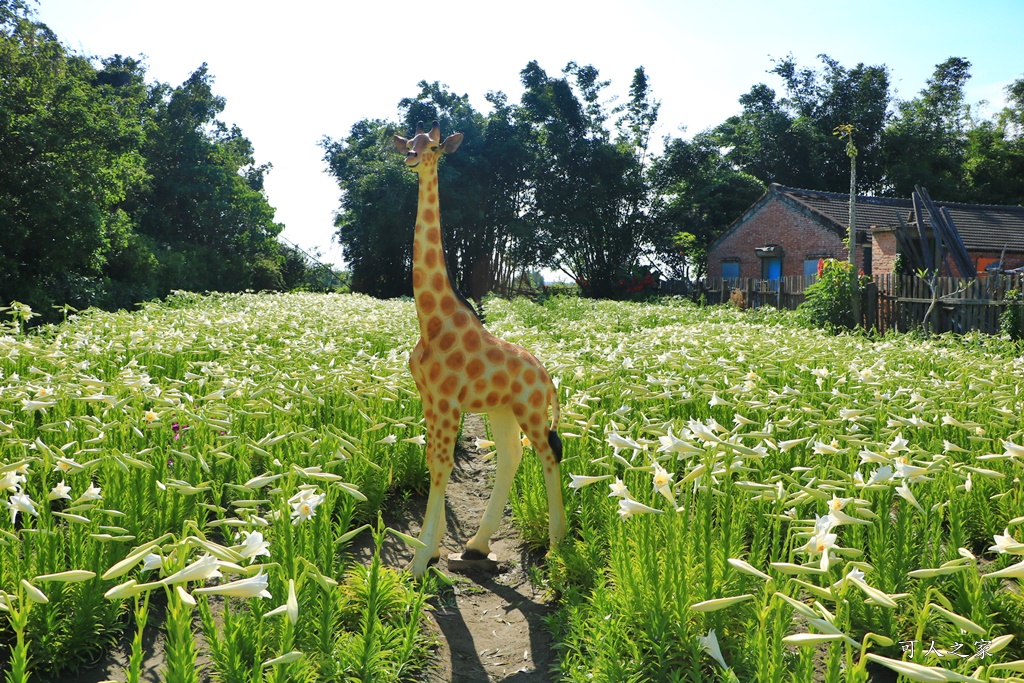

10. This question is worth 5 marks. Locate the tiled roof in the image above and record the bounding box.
[775,184,1024,254]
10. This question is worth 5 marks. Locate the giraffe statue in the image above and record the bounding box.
[392,121,567,578]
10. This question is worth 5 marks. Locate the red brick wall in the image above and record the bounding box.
[871,229,898,275]
[708,196,857,278]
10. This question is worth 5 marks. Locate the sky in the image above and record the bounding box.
[34,0,1024,270]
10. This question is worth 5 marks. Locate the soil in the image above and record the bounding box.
[58,413,556,683]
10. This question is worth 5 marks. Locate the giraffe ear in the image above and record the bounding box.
[392,135,410,154]
[440,133,463,155]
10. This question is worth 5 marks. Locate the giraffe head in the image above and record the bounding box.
[392,120,463,172]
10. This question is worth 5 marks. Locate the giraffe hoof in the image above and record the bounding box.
[447,550,498,572]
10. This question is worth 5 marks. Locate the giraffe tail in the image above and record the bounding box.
[547,381,563,463]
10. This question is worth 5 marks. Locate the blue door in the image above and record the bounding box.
[763,258,781,281]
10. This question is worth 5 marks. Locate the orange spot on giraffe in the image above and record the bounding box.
[413,268,426,288]
[445,350,466,371]
[529,413,542,426]
[440,295,456,315]
[513,403,526,417]
[425,249,438,268]
[453,311,469,328]
[473,379,487,392]
[507,356,523,374]
[458,386,468,402]
[486,348,503,364]
[428,193,437,203]
[438,398,450,413]
[419,291,436,314]
[529,389,544,407]
[522,368,537,385]
[424,208,436,223]
[440,374,459,396]
[439,332,457,352]
[427,316,444,341]
[427,227,441,244]
[485,391,500,407]
[470,400,483,410]
[431,272,445,292]
[492,371,509,389]
[429,362,442,382]
[466,358,485,379]
[511,381,523,394]
[463,329,481,351]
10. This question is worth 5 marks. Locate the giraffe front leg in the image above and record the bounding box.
[465,406,523,558]
[410,412,459,579]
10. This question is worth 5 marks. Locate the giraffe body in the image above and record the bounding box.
[394,122,566,577]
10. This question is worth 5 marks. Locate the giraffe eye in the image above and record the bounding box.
[431,145,439,151]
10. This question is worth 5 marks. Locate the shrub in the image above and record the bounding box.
[1000,288,1023,340]
[800,258,859,331]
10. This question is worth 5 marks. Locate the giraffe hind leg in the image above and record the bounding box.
[464,405,523,558]
[519,418,567,549]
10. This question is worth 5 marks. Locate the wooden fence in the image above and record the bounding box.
[698,276,817,311]
[691,274,1024,336]
[872,274,1023,335]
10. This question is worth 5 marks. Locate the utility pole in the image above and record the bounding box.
[835,124,860,328]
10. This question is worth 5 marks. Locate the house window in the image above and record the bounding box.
[722,261,740,279]
[804,259,821,277]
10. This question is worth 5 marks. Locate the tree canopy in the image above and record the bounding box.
[0,3,297,323]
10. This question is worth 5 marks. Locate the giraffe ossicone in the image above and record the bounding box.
[392,120,567,578]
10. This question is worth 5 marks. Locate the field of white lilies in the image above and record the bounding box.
[2,292,1024,683]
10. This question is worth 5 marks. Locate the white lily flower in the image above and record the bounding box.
[237,530,271,562]
[75,484,103,504]
[617,497,664,520]
[289,489,325,524]
[698,628,729,670]
[0,470,25,493]
[894,483,924,513]
[47,480,72,501]
[607,433,644,453]
[568,474,614,489]
[141,553,164,572]
[195,569,272,599]
[886,433,909,454]
[286,579,298,625]
[990,529,1024,555]
[160,554,222,586]
[7,492,39,524]
[866,465,894,485]
[607,478,628,498]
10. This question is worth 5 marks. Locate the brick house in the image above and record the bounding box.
[707,184,1024,279]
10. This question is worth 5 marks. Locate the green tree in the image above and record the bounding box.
[962,76,1024,205]
[518,61,655,298]
[321,118,417,298]
[882,57,973,199]
[651,133,764,279]
[715,55,891,194]
[0,9,147,316]
[136,64,283,293]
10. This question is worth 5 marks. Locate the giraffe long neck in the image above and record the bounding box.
[411,159,460,342]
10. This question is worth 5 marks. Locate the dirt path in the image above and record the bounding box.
[365,413,557,682]
[61,413,556,683]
